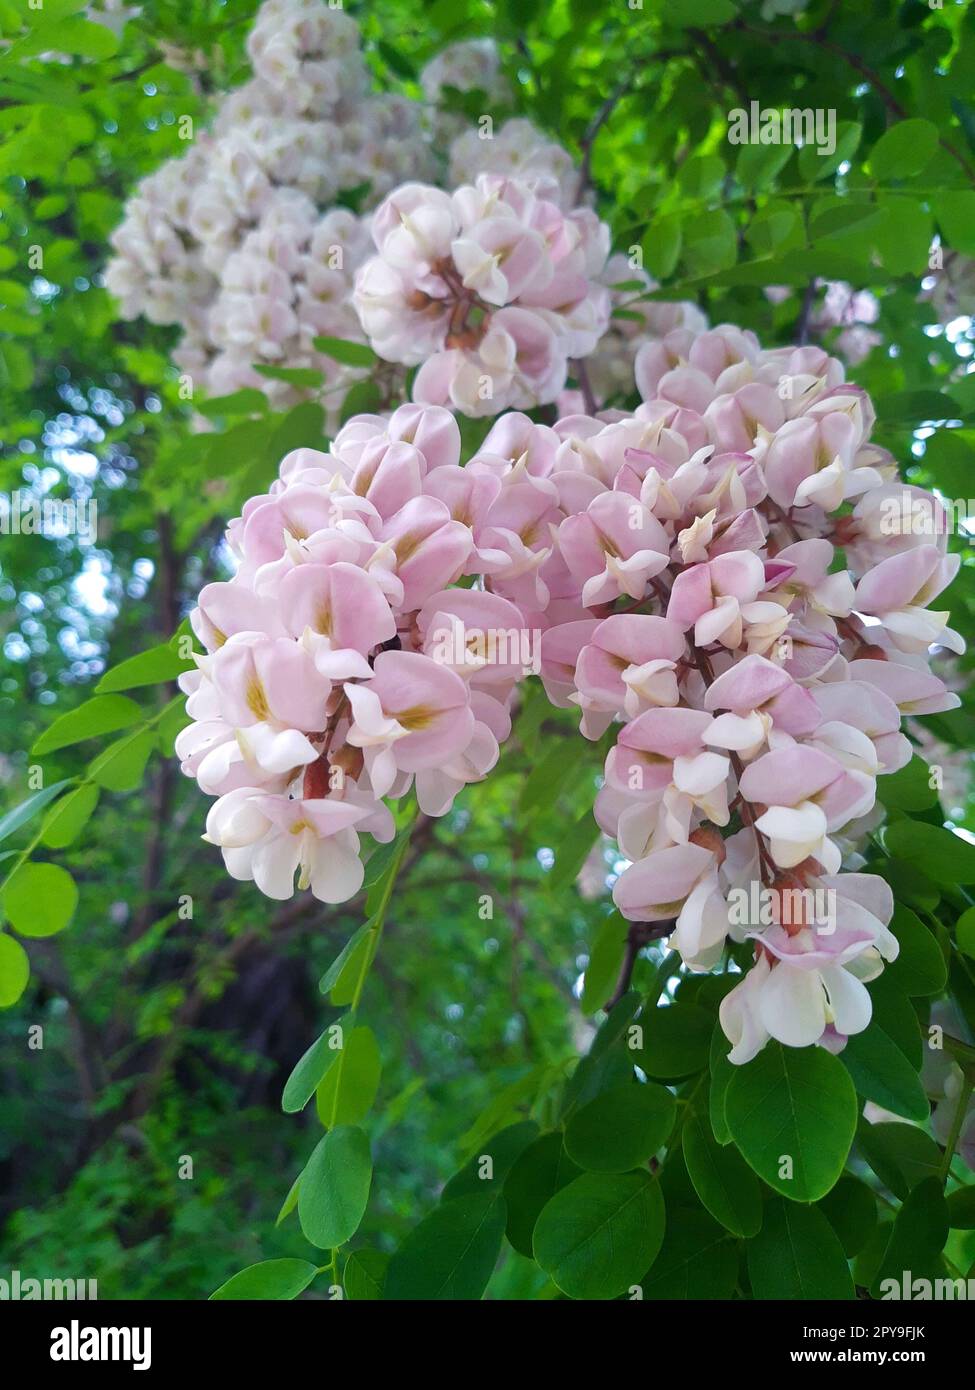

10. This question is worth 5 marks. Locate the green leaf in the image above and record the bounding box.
[275,1173,301,1227]
[0,932,30,1007]
[747,1198,855,1300]
[156,696,189,758]
[364,824,412,916]
[872,1177,948,1297]
[958,907,975,960]
[362,836,403,890]
[319,922,371,995]
[876,757,938,814]
[87,729,157,792]
[267,401,326,459]
[21,15,120,59]
[519,739,577,813]
[857,1120,942,1200]
[375,38,417,80]
[745,201,803,256]
[884,820,975,884]
[0,779,73,847]
[946,1186,975,1229]
[886,905,947,997]
[533,1170,665,1300]
[502,1132,582,1259]
[580,913,626,1014]
[282,1025,342,1114]
[876,389,961,425]
[551,812,600,895]
[313,335,378,368]
[340,379,383,423]
[797,120,861,182]
[639,1208,738,1299]
[726,1042,858,1201]
[384,1193,506,1301]
[324,934,372,1006]
[315,1024,382,1127]
[708,1022,734,1145]
[641,212,682,280]
[342,1248,389,1300]
[297,1126,372,1249]
[869,118,939,180]
[32,695,143,756]
[872,196,934,276]
[819,1174,878,1258]
[869,973,922,1067]
[96,643,193,693]
[253,364,323,388]
[443,1121,538,1201]
[636,1002,713,1080]
[668,0,737,23]
[564,1082,676,1173]
[809,199,882,242]
[677,153,725,199]
[736,140,792,190]
[841,1018,928,1123]
[196,388,269,419]
[3,863,78,938]
[934,190,975,256]
[39,783,99,850]
[683,1103,762,1237]
[681,209,737,277]
[210,1259,319,1301]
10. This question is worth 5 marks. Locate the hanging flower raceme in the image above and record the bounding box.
[177,403,535,904]
[105,3,623,429]
[353,174,612,416]
[179,317,962,1068]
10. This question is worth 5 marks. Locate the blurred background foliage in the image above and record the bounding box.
[1,0,975,1298]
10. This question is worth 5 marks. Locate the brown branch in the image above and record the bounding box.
[605,921,672,1011]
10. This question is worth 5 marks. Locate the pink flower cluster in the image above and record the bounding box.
[180,318,962,1065]
[176,403,533,902]
[353,174,612,416]
[534,323,961,1063]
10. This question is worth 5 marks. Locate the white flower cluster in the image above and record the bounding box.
[105,0,433,407]
[449,118,579,209]
[421,38,512,144]
[105,2,712,423]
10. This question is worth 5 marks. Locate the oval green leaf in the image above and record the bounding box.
[210,1258,319,1301]
[683,1104,763,1237]
[4,862,78,938]
[0,932,30,1007]
[564,1082,676,1173]
[384,1192,506,1301]
[725,1042,858,1201]
[297,1125,372,1250]
[533,1170,665,1300]
[747,1198,855,1300]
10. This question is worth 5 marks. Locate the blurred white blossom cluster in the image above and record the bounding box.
[106,0,435,410]
[105,0,704,421]
[421,37,512,144]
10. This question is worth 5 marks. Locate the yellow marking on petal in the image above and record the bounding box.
[394,704,438,732]
[394,530,423,564]
[246,677,270,721]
